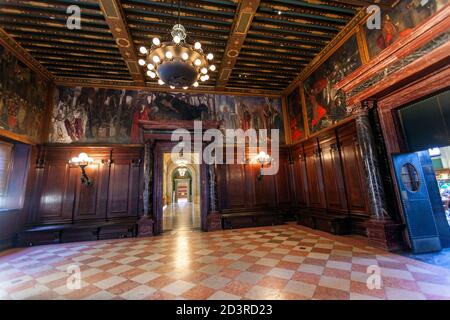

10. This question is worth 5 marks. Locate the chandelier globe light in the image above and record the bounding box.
[137,1,215,89]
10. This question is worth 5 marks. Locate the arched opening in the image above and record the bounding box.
[162,153,201,231]
[172,167,192,203]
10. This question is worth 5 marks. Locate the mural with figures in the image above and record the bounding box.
[365,0,448,58]
[50,87,285,144]
[287,87,304,143]
[0,44,48,141]
[304,34,362,134]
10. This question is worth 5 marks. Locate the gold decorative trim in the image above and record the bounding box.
[299,84,309,139]
[356,25,370,65]
[98,0,145,84]
[281,95,291,145]
[215,0,260,89]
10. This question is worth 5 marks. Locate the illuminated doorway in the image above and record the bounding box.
[162,152,201,231]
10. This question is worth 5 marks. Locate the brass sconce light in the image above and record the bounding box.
[254,151,272,181]
[69,152,94,186]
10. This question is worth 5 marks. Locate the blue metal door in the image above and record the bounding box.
[392,153,441,253]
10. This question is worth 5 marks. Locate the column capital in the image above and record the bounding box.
[349,100,377,116]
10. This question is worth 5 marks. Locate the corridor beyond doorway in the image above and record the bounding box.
[162,152,201,232]
[163,203,201,231]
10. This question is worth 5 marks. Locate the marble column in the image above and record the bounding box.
[137,140,155,237]
[353,102,403,251]
[206,164,222,231]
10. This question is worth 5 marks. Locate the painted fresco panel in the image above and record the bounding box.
[365,0,448,58]
[304,35,361,134]
[50,87,285,144]
[0,45,48,141]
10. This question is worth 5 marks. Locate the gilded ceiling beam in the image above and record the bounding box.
[98,0,145,84]
[215,0,260,89]
[0,27,53,81]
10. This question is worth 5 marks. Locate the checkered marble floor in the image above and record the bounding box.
[1,223,450,300]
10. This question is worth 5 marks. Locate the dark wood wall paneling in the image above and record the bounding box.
[12,125,369,245]
[291,121,370,235]
[16,145,143,245]
[33,146,143,225]
[217,146,291,228]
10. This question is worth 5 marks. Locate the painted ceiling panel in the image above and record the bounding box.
[0,0,392,91]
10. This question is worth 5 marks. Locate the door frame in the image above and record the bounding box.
[377,68,450,247]
[153,141,208,234]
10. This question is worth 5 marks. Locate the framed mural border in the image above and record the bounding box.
[0,129,38,146]
[281,95,292,145]
[356,24,370,65]
[299,84,310,140]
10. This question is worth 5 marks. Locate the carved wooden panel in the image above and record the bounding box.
[319,134,348,214]
[253,166,276,208]
[73,163,108,221]
[304,139,326,209]
[337,124,369,215]
[38,162,76,223]
[35,146,143,224]
[225,163,247,209]
[292,145,308,207]
[107,161,139,219]
[275,156,292,207]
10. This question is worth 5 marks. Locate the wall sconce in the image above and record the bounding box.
[254,151,272,181]
[69,152,94,186]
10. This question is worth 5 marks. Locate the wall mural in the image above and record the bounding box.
[0,44,48,142]
[287,87,304,143]
[304,34,362,134]
[50,86,285,144]
[365,0,448,59]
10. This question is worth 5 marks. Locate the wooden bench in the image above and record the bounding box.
[16,219,137,246]
[295,209,351,235]
[222,210,284,230]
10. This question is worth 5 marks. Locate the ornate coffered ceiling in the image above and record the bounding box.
[0,0,395,94]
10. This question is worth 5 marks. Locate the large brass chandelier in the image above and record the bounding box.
[137,1,215,89]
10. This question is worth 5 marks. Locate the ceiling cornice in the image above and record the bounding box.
[0,27,53,81]
[53,76,282,97]
[98,0,146,84]
[215,0,260,89]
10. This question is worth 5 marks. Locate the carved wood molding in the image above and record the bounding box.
[0,28,53,81]
[339,5,450,107]
[98,0,145,84]
[215,0,260,89]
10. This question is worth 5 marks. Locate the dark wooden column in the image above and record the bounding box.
[206,163,222,231]
[353,102,403,251]
[137,140,155,236]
